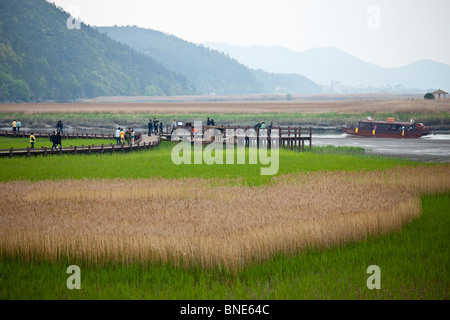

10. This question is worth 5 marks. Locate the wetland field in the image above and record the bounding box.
[1,97,449,302]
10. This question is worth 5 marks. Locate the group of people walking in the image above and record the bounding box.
[11,119,22,133]
[254,122,274,135]
[115,127,136,145]
[25,130,62,151]
[254,122,273,130]
[11,117,278,151]
[50,120,64,149]
[11,118,144,150]
[50,130,62,149]
[148,118,163,136]
[11,119,64,149]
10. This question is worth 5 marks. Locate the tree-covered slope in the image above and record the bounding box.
[252,70,321,94]
[97,26,265,95]
[0,0,194,102]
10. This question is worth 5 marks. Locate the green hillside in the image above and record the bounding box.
[97,26,264,95]
[97,26,320,95]
[0,0,194,102]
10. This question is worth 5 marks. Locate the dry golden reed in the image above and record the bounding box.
[1,97,449,114]
[1,165,449,269]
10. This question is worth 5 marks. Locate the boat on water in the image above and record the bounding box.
[342,115,431,138]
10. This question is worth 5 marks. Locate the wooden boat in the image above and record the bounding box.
[342,117,431,138]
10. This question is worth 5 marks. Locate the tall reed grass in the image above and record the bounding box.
[2,98,449,128]
[1,165,449,270]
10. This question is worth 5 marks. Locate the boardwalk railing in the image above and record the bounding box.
[0,131,159,158]
[163,125,312,151]
[0,130,116,140]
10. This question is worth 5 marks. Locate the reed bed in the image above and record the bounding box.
[1,97,449,114]
[1,165,449,270]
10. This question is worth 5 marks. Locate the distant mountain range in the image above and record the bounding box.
[204,43,450,92]
[2,0,445,103]
[97,26,321,95]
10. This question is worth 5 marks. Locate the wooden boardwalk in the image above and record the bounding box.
[163,125,312,151]
[0,124,310,157]
[0,130,161,158]
[0,130,115,140]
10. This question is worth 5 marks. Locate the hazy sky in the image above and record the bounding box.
[49,0,450,68]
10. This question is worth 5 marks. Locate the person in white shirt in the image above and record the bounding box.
[115,127,121,145]
[171,119,177,132]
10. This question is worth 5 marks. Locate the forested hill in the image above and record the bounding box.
[96,26,265,95]
[97,26,321,95]
[0,0,194,102]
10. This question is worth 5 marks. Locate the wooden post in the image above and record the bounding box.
[278,126,281,149]
[309,127,312,149]
[9,147,13,158]
[256,128,259,148]
[26,147,30,158]
[286,126,290,149]
[289,128,294,150]
[300,127,303,151]
[295,128,298,151]
[74,145,77,155]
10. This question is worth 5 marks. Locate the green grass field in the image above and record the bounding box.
[0,136,116,150]
[0,137,448,300]
[0,139,415,185]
